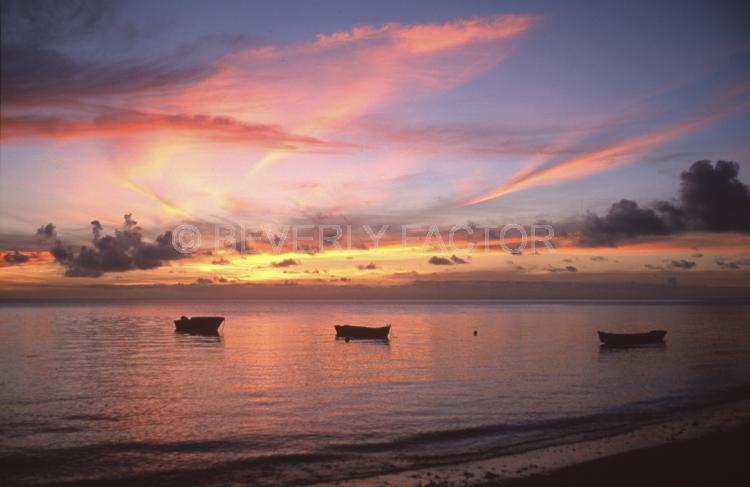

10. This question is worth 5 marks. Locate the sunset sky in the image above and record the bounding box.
[1,0,749,297]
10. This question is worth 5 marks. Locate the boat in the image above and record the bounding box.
[335,324,390,340]
[598,330,666,346]
[174,316,225,335]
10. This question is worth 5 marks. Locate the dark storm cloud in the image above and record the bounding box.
[49,214,184,277]
[0,43,212,106]
[546,265,577,273]
[577,161,750,246]
[669,260,696,270]
[270,258,299,268]
[91,220,103,240]
[644,264,665,270]
[428,256,453,265]
[3,250,31,264]
[1,0,114,45]
[2,2,136,102]
[678,160,750,232]
[579,199,672,246]
[427,255,470,265]
[0,0,238,106]
[36,223,56,239]
[715,257,750,269]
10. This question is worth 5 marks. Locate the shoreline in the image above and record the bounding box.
[325,396,750,486]
[494,424,750,487]
[5,395,750,486]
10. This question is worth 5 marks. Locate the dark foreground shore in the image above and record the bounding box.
[333,396,750,487]
[487,424,750,487]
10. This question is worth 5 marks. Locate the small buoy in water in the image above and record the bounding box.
[473,330,478,336]
[345,336,350,342]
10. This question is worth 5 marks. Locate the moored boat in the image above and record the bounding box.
[174,316,225,335]
[335,324,390,340]
[598,330,666,346]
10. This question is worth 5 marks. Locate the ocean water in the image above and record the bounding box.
[1,300,749,486]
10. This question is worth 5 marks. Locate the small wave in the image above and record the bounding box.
[1,449,345,487]
[62,414,119,422]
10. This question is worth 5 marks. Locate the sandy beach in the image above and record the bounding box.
[494,424,750,487]
[326,395,750,487]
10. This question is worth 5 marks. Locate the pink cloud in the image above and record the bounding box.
[172,15,539,170]
[468,99,750,204]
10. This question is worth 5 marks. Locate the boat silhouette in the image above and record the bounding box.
[598,330,666,347]
[174,316,225,335]
[335,324,390,340]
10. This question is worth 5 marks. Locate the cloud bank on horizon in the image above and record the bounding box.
[5,158,745,284]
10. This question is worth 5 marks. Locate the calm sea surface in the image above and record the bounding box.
[1,301,749,485]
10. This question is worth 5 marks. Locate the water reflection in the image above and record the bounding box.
[334,337,390,346]
[1,301,750,486]
[175,329,223,337]
[173,330,224,345]
[599,342,667,352]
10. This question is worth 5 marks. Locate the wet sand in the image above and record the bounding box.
[493,424,750,487]
[328,396,750,487]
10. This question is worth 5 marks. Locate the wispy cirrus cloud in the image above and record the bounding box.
[174,14,539,173]
[468,102,749,204]
[0,111,331,149]
[1,11,540,224]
